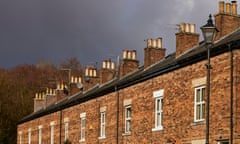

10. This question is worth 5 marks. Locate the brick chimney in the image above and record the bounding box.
[214,1,240,40]
[144,37,166,68]
[176,23,199,57]
[100,59,116,84]
[34,92,46,112]
[83,66,99,90]
[45,88,57,107]
[119,50,139,78]
[70,76,83,94]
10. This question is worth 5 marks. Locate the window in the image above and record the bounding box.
[152,89,164,131]
[100,112,106,138]
[125,106,131,133]
[194,86,205,122]
[19,131,22,144]
[38,125,42,144]
[80,113,86,142]
[64,118,69,141]
[28,128,31,144]
[50,122,54,144]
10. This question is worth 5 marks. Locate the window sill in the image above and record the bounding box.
[191,120,205,126]
[98,136,106,140]
[79,139,85,143]
[122,132,131,136]
[152,127,163,132]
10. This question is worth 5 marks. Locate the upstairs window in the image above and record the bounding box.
[194,86,205,122]
[50,122,54,144]
[80,113,86,142]
[100,112,106,138]
[125,106,131,133]
[152,89,164,131]
[64,118,69,141]
[38,125,42,144]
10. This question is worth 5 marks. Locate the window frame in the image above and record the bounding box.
[99,111,106,139]
[152,89,164,131]
[28,128,31,144]
[64,118,69,141]
[80,112,86,142]
[194,86,206,122]
[38,125,42,144]
[19,131,22,144]
[50,122,54,144]
[125,105,131,134]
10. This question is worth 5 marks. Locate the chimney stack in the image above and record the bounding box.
[100,59,116,84]
[215,1,240,40]
[176,23,199,57]
[119,50,139,78]
[144,37,166,68]
[34,92,46,112]
[83,66,99,90]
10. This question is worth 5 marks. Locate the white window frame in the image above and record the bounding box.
[152,89,164,131]
[38,125,42,144]
[125,106,131,133]
[28,128,31,144]
[19,131,22,144]
[64,118,69,141]
[99,112,106,139]
[50,122,55,144]
[80,112,86,142]
[194,86,205,122]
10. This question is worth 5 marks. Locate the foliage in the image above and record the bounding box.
[0,58,82,144]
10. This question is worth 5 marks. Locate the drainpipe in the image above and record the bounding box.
[60,110,62,144]
[115,85,119,144]
[116,56,120,144]
[229,44,233,144]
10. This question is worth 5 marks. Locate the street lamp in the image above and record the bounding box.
[200,14,218,144]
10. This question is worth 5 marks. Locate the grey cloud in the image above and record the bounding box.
[0,0,218,68]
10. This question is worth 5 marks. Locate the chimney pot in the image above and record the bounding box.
[180,23,185,32]
[157,37,162,48]
[185,23,190,33]
[123,50,127,59]
[219,1,225,14]
[152,39,157,48]
[35,93,38,99]
[147,39,152,48]
[85,68,89,77]
[190,24,196,33]
[93,69,97,77]
[226,2,231,14]
[107,60,111,69]
[127,51,131,59]
[102,61,107,69]
[111,62,115,70]
[132,50,137,60]
[232,1,237,15]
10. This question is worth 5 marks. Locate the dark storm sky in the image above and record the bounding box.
[0,0,221,68]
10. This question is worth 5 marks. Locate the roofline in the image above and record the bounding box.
[18,36,240,125]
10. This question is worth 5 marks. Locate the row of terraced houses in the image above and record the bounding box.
[17,1,240,144]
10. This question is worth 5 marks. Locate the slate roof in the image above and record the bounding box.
[18,28,240,124]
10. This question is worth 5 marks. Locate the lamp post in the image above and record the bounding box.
[200,14,218,144]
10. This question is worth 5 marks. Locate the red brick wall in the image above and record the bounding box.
[215,14,240,41]
[18,49,240,144]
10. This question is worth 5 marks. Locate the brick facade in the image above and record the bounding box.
[17,1,240,144]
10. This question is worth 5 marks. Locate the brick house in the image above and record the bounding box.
[17,1,240,144]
